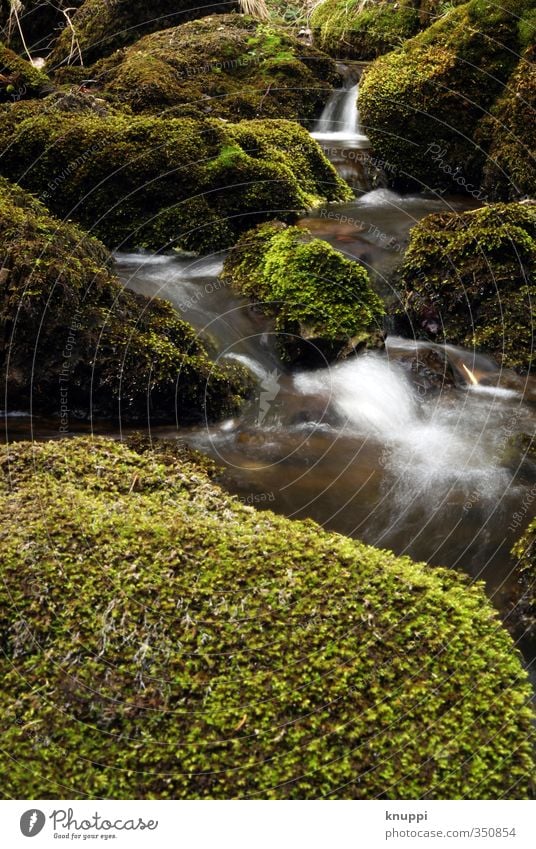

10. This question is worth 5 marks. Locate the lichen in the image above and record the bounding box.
[0,176,252,422]
[224,221,385,362]
[0,435,533,799]
[394,202,536,372]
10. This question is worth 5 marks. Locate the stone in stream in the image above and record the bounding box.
[223,221,385,365]
[359,0,535,197]
[0,434,533,798]
[47,0,240,66]
[393,202,536,373]
[88,14,340,122]
[0,98,351,253]
[0,177,252,423]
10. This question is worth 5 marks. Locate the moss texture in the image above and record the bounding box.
[359,0,536,195]
[0,101,351,252]
[311,0,465,60]
[92,15,339,121]
[0,1,85,56]
[48,0,240,67]
[478,46,536,202]
[0,41,49,101]
[0,177,251,421]
[395,202,536,372]
[0,435,533,799]
[511,517,536,640]
[224,221,385,362]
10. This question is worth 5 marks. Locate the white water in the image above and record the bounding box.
[311,83,369,142]
[293,354,512,501]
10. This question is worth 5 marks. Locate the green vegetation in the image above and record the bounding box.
[511,517,536,640]
[0,435,533,798]
[395,202,536,372]
[0,41,49,100]
[478,46,536,201]
[311,0,463,60]
[92,15,339,121]
[0,101,351,252]
[48,0,240,66]
[224,221,385,361]
[359,0,536,195]
[0,177,251,421]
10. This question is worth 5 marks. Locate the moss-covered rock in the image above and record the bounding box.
[48,0,240,67]
[359,0,536,195]
[92,15,339,121]
[0,177,251,421]
[224,221,385,362]
[311,0,465,60]
[0,101,351,252]
[478,46,536,202]
[394,202,536,372]
[0,1,84,56]
[0,41,49,101]
[511,517,536,640]
[0,435,533,798]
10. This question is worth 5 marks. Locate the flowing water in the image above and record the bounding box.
[2,75,535,671]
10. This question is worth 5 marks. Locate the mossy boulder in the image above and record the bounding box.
[511,517,536,640]
[359,0,536,195]
[92,15,339,121]
[0,41,49,101]
[48,0,239,67]
[0,1,84,56]
[224,221,385,362]
[0,177,251,422]
[478,47,536,201]
[394,202,536,372]
[311,0,465,60]
[0,101,351,252]
[0,435,533,798]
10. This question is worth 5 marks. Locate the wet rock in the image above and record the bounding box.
[0,176,252,423]
[394,202,536,373]
[0,104,351,252]
[48,0,240,66]
[91,14,339,121]
[223,221,385,366]
[359,0,535,197]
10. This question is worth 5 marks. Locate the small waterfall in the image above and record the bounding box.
[312,81,368,142]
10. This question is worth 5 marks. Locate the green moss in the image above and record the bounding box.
[311,0,465,60]
[511,517,536,639]
[0,435,533,798]
[478,47,536,201]
[0,177,252,422]
[0,41,49,100]
[0,101,351,252]
[395,202,536,372]
[224,221,385,362]
[90,15,339,121]
[359,0,535,194]
[48,0,240,66]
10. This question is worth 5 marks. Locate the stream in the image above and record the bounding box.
[3,74,536,672]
